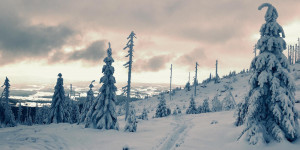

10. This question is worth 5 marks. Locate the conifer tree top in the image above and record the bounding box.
[89,80,95,90]
[258,3,278,22]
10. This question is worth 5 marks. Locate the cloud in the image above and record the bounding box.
[49,40,107,65]
[67,41,106,63]
[176,48,209,68]
[0,7,74,65]
[134,55,172,72]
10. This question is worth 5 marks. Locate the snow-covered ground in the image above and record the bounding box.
[1,64,300,150]
[0,110,299,150]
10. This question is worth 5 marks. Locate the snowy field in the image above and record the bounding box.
[1,64,300,150]
[0,110,299,150]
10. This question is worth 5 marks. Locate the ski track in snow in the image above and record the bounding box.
[153,115,193,150]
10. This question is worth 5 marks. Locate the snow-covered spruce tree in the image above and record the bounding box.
[211,95,222,112]
[124,105,137,132]
[237,3,299,144]
[200,97,210,113]
[186,96,198,114]
[184,82,191,91]
[222,90,236,111]
[17,101,22,124]
[34,103,43,124]
[25,107,33,126]
[85,43,119,130]
[80,80,95,123]
[48,73,71,124]
[69,99,80,124]
[0,77,16,127]
[155,94,171,118]
[139,107,148,120]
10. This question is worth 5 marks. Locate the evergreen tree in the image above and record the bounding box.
[48,73,71,123]
[222,90,236,111]
[186,96,198,114]
[140,107,148,120]
[80,80,95,123]
[0,77,16,127]
[70,99,80,124]
[184,82,191,91]
[34,103,43,124]
[17,101,22,124]
[237,3,299,144]
[25,107,33,126]
[211,95,222,112]
[85,43,119,130]
[200,97,210,113]
[124,105,137,132]
[155,94,171,118]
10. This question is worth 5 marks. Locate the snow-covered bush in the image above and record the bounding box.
[124,106,137,132]
[173,105,182,115]
[48,73,71,124]
[85,43,119,130]
[186,96,198,114]
[155,94,171,118]
[236,3,299,144]
[211,95,222,112]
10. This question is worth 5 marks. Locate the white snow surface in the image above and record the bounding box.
[1,64,300,149]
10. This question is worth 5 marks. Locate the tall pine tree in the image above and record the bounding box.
[236,3,299,144]
[0,77,16,127]
[85,42,119,130]
[48,73,71,123]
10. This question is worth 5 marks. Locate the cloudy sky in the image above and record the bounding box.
[0,0,300,87]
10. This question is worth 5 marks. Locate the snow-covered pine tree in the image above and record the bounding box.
[41,105,50,124]
[184,82,191,91]
[140,107,148,120]
[34,103,43,124]
[25,107,33,126]
[80,80,95,123]
[70,99,80,124]
[48,73,71,124]
[17,101,22,124]
[0,77,16,127]
[200,97,210,113]
[211,95,222,112]
[85,42,119,130]
[186,96,198,114]
[222,90,236,111]
[124,105,137,132]
[155,94,171,118]
[236,3,299,144]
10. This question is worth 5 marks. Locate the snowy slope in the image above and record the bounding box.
[1,64,300,150]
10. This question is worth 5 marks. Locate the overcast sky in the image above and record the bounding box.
[0,0,300,87]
